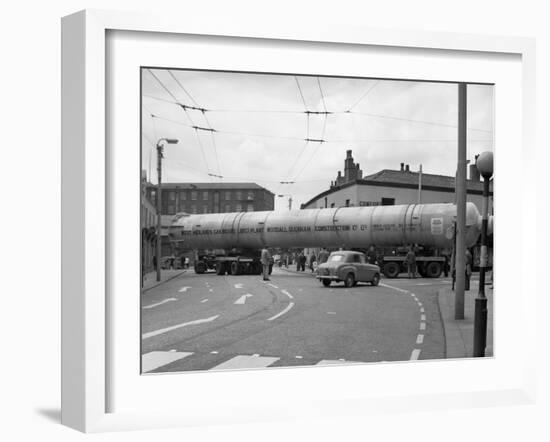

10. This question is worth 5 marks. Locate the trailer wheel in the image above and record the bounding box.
[371,273,380,286]
[426,262,442,278]
[215,262,225,275]
[344,273,355,288]
[383,262,400,278]
[230,261,240,276]
[194,261,207,274]
[322,279,331,287]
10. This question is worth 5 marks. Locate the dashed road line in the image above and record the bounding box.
[410,349,421,360]
[201,299,209,303]
[421,314,426,321]
[416,334,424,344]
[281,289,294,299]
[267,283,279,289]
[142,351,193,373]
[210,355,279,370]
[420,322,426,330]
[178,286,192,293]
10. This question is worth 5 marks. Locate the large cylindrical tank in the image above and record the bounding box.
[168,202,487,251]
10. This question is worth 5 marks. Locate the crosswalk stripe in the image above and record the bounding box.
[142,351,193,373]
[209,355,280,370]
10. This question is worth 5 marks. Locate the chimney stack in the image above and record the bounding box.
[400,162,404,171]
[405,164,410,172]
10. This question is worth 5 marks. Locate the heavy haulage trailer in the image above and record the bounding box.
[168,202,490,278]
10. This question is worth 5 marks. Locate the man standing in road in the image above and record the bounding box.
[261,246,272,281]
[406,246,417,279]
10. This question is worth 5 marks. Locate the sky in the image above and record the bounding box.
[141,68,494,211]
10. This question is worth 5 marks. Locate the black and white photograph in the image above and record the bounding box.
[140,68,494,374]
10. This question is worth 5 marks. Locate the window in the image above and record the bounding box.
[235,203,242,212]
[202,191,208,200]
[328,254,344,262]
[225,191,231,201]
[179,191,186,201]
[191,205,197,214]
[167,205,176,215]
[224,204,231,212]
[191,191,197,200]
[203,205,209,213]
[169,191,176,201]
[330,203,335,208]
[345,199,350,207]
[247,190,254,200]
[381,197,395,206]
[247,204,254,212]
[236,191,243,200]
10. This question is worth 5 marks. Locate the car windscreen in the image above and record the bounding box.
[328,254,344,262]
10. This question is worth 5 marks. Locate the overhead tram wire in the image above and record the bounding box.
[167,70,222,176]
[292,113,328,182]
[317,77,328,113]
[346,80,380,112]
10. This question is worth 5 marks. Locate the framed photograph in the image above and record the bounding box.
[61,9,537,432]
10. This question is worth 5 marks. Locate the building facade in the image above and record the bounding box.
[144,182,275,258]
[141,171,157,274]
[301,150,493,213]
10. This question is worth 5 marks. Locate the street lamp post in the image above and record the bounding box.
[277,194,293,210]
[473,151,493,356]
[155,138,179,282]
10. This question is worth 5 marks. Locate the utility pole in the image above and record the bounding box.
[155,143,163,282]
[418,164,423,204]
[155,138,179,282]
[455,83,467,320]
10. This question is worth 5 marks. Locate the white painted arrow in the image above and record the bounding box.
[142,298,178,309]
[234,294,253,305]
[178,286,192,293]
[234,283,244,289]
[142,315,220,340]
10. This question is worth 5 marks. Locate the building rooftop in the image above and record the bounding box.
[364,169,485,192]
[147,182,273,192]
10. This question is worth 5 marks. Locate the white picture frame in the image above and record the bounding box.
[61,9,537,433]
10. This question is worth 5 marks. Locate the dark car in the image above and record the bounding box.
[316,251,381,287]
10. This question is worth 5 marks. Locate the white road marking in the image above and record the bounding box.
[316,359,363,365]
[210,351,218,354]
[295,355,303,359]
[327,312,336,315]
[209,289,213,292]
[178,286,192,293]
[420,307,425,313]
[382,283,411,293]
[142,298,178,309]
[252,353,260,357]
[201,299,209,303]
[420,322,426,330]
[267,283,279,289]
[234,294,253,305]
[234,283,244,289]
[416,334,424,344]
[410,349,421,360]
[142,315,220,339]
[142,351,193,373]
[281,289,294,299]
[421,314,426,321]
[267,302,295,321]
[210,355,279,370]
[169,349,177,352]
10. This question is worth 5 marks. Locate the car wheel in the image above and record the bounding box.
[322,279,331,287]
[426,262,442,278]
[344,273,355,288]
[230,261,240,275]
[195,261,207,274]
[371,273,380,286]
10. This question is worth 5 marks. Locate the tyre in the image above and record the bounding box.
[425,262,442,278]
[194,261,207,274]
[322,279,331,287]
[344,273,355,288]
[383,262,400,278]
[371,273,380,286]
[230,261,240,275]
[215,262,225,275]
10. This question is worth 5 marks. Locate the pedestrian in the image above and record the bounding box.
[309,252,316,272]
[318,248,330,265]
[261,246,272,281]
[406,246,417,279]
[465,248,473,290]
[152,255,157,272]
[366,245,377,265]
[300,252,307,271]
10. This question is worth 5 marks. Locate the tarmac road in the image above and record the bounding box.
[141,267,451,373]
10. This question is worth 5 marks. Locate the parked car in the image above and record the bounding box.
[316,251,381,287]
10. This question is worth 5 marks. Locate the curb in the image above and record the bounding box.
[437,287,469,358]
[141,270,187,293]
